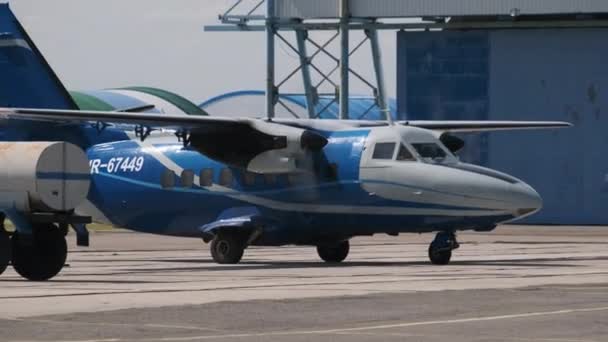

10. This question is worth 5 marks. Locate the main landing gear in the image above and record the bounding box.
[428,231,459,265]
[210,231,246,264]
[317,240,350,263]
[11,223,67,281]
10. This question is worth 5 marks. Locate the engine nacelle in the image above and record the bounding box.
[0,142,90,213]
[190,120,328,174]
[246,122,327,174]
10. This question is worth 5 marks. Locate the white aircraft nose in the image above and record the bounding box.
[512,183,543,218]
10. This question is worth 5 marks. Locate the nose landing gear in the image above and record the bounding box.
[428,231,459,265]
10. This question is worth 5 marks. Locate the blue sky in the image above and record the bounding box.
[8,0,397,104]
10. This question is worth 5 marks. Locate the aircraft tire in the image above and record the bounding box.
[317,240,349,263]
[0,229,10,276]
[428,244,452,265]
[210,232,245,264]
[12,224,67,281]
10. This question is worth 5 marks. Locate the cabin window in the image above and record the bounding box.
[372,142,396,160]
[200,168,213,187]
[396,144,416,161]
[243,172,257,186]
[264,174,277,185]
[289,173,316,186]
[219,168,234,186]
[181,169,195,188]
[412,143,447,160]
[328,163,339,181]
[161,169,176,189]
[287,173,299,186]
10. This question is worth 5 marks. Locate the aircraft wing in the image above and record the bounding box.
[0,107,242,131]
[0,108,571,133]
[271,118,572,132]
[399,120,572,132]
[0,107,572,171]
[0,107,329,173]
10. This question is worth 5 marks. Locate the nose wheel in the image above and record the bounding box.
[317,240,350,263]
[428,231,459,265]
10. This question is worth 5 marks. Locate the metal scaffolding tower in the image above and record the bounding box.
[205,0,392,121]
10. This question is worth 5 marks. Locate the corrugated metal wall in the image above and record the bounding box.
[276,0,608,19]
[397,29,608,224]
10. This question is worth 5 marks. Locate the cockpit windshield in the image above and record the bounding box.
[412,143,448,161]
[396,144,416,161]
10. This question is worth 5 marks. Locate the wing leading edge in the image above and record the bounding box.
[399,120,572,133]
[0,107,572,134]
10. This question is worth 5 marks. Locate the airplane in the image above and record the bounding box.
[0,4,571,281]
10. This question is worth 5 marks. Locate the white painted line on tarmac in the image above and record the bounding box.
[29,305,608,342]
[333,331,597,342]
[18,318,224,332]
[309,306,608,334]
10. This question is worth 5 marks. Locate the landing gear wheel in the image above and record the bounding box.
[210,232,245,264]
[428,231,459,266]
[428,245,452,265]
[12,224,67,281]
[0,230,10,276]
[317,240,350,263]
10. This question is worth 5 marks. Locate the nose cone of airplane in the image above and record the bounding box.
[512,182,543,218]
[437,163,543,220]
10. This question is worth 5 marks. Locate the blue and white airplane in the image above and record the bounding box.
[0,4,570,281]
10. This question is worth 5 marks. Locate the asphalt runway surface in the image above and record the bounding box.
[0,226,607,342]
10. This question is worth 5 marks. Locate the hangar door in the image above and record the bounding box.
[397,29,608,224]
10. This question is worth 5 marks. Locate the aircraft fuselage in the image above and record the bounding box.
[82,126,541,246]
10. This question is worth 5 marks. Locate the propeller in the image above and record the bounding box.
[440,133,465,154]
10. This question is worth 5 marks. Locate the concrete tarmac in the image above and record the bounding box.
[0,225,607,341]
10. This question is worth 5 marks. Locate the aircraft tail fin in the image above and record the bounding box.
[0,4,97,145]
[0,4,78,110]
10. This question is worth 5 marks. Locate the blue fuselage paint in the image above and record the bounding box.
[81,129,514,245]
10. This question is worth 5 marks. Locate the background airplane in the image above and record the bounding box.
[0,4,570,281]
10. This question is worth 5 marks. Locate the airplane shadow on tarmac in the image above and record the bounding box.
[120,257,583,273]
[0,257,593,287]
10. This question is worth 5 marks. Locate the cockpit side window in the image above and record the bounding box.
[372,142,396,160]
[412,143,447,160]
[396,144,416,161]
